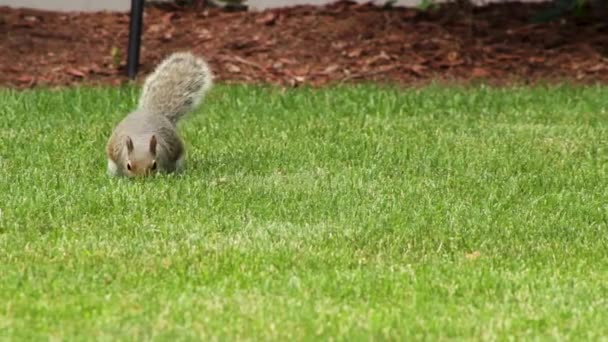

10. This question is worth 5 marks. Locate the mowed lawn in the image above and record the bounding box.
[1,84,607,340]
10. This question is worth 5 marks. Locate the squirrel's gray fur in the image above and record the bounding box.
[138,52,213,124]
[105,51,213,177]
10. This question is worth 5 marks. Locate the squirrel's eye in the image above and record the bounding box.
[127,162,132,171]
[151,161,157,171]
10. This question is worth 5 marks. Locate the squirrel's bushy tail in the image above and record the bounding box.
[138,52,213,124]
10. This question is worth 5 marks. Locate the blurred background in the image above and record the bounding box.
[0,0,551,12]
[0,0,606,88]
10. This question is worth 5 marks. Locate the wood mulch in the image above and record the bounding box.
[1,1,607,89]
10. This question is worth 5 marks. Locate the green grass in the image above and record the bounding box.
[1,83,608,340]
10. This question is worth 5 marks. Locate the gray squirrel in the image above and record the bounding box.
[106,51,213,177]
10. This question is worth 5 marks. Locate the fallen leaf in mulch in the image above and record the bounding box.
[332,41,348,50]
[223,55,267,71]
[472,67,490,78]
[277,58,297,65]
[528,56,546,63]
[587,63,605,72]
[496,53,521,61]
[321,64,340,74]
[288,76,306,87]
[66,67,87,78]
[225,63,241,73]
[162,32,174,41]
[408,64,427,76]
[225,39,258,50]
[5,65,21,73]
[147,23,165,34]
[197,28,212,40]
[17,75,34,83]
[347,48,363,58]
[89,64,117,76]
[161,12,177,24]
[341,64,397,82]
[293,65,311,76]
[364,51,391,66]
[441,51,464,66]
[256,12,278,25]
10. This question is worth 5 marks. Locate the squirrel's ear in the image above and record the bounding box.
[149,135,157,155]
[126,136,134,153]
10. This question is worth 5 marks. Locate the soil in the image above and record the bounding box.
[1,1,608,89]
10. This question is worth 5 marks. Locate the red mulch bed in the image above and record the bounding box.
[1,1,607,89]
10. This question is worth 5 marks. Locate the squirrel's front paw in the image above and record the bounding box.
[107,159,119,176]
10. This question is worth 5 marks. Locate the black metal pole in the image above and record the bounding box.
[127,0,145,79]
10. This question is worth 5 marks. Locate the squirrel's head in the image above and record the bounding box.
[123,135,158,177]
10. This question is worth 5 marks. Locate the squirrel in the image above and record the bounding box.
[105,52,213,177]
